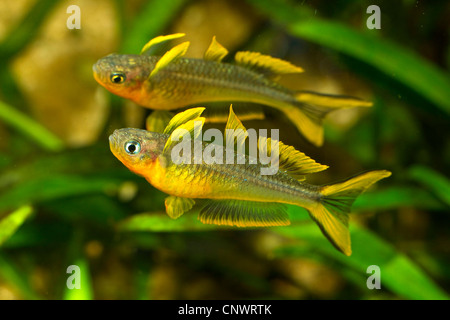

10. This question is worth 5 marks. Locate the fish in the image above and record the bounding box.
[95,33,373,146]
[109,106,391,255]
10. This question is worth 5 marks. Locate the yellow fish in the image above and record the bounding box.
[95,33,373,146]
[109,106,391,255]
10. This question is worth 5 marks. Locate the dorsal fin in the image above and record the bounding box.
[140,33,186,55]
[258,136,328,181]
[234,51,303,79]
[163,107,205,135]
[149,41,190,78]
[163,109,205,152]
[204,36,229,62]
[225,105,248,152]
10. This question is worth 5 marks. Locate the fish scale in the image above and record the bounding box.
[158,143,319,205]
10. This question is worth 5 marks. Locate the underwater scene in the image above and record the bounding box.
[0,0,449,301]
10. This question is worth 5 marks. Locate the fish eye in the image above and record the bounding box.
[124,140,141,155]
[110,72,126,84]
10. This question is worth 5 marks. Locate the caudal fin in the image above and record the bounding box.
[307,170,391,256]
[286,91,373,146]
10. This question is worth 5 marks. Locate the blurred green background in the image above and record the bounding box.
[0,0,449,300]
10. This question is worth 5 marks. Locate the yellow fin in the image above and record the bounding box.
[163,107,205,135]
[296,91,373,108]
[225,105,248,151]
[321,170,391,198]
[204,36,228,62]
[307,170,391,256]
[140,33,186,55]
[279,91,373,147]
[308,202,352,256]
[165,196,195,219]
[199,200,290,227]
[149,41,190,78]
[163,117,205,152]
[258,136,328,180]
[235,51,303,78]
[146,110,174,133]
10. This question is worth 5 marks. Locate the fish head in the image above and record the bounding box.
[93,54,153,101]
[109,128,166,175]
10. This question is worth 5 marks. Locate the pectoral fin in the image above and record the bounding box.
[199,199,290,227]
[165,196,195,219]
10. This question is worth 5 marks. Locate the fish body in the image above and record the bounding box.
[111,129,319,206]
[94,34,373,146]
[94,54,295,110]
[109,107,391,255]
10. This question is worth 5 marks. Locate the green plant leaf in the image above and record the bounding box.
[0,0,59,59]
[117,211,229,232]
[273,223,449,300]
[120,0,189,53]
[0,205,33,246]
[353,186,445,211]
[0,253,41,299]
[0,175,122,211]
[408,165,450,207]
[0,100,64,152]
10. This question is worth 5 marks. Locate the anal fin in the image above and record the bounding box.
[199,199,290,227]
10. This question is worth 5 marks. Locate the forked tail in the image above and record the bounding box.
[284,91,373,146]
[306,170,391,256]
